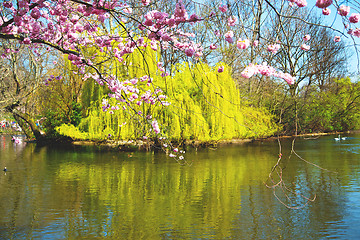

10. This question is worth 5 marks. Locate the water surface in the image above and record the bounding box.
[0,134,359,239]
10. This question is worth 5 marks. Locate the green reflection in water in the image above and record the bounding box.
[0,135,360,239]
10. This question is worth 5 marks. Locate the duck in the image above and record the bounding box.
[334,135,341,141]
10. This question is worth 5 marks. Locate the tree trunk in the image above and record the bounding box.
[5,102,45,141]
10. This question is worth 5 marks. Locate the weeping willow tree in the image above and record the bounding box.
[56,37,279,142]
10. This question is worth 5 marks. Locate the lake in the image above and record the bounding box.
[0,134,359,239]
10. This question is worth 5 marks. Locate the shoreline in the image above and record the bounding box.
[2,130,358,151]
[71,130,358,151]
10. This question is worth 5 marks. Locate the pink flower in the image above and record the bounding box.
[241,64,258,78]
[225,37,234,43]
[142,0,151,6]
[322,8,331,15]
[227,16,237,26]
[189,13,201,23]
[219,4,228,13]
[300,44,310,51]
[349,13,360,23]
[236,38,250,49]
[23,37,31,44]
[185,47,195,57]
[224,30,234,38]
[218,66,224,73]
[267,44,280,54]
[338,5,350,16]
[224,31,234,43]
[296,0,307,7]
[253,40,259,47]
[30,8,41,19]
[210,44,217,50]
[282,73,296,85]
[152,120,160,134]
[315,0,332,9]
[351,28,360,37]
[174,0,188,20]
[334,36,341,42]
[303,34,311,41]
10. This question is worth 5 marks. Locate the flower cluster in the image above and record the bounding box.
[338,5,350,16]
[241,63,296,85]
[288,0,307,8]
[349,13,360,23]
[267,44,281,54]
[315,0,333,9]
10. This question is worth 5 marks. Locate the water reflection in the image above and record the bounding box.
[0,135,360,239]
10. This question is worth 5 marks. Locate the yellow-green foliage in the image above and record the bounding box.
[57,44,278,141]
[159,62,278,140]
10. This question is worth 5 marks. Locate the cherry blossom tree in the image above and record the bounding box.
[0,0,359,144]
[1,0,360,208]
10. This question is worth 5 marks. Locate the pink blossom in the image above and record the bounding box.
[322,8,331,15]
[334,36,341,42]
[349,13,360,23]
[267,44,280,54]
[237,39,250,49]
[30,8,41,19]
[315,0,332,9]
[241,64,258,78]
[227,16,237,26]
[219,4,228,13]
[338,5,350,16]
[224,30,234,38]
[224,31,234,43]
[225,37,234,44]
[253,40,259,47]
[185,47,195,57]
[257,63,276,76]
[210,44,217,50]
[173,148,179,152]
[280,73,296,85]
[152,120,160,134]
[174,0,188,20]
[300,44,310,51]
[218,66,224,73]
[351,28,360,37]
[23,37,31,44]
[142,0,151,6]
[189,13,201,23]
[295,0,307,7]
[3,1,12,8]
[303,34,311,41]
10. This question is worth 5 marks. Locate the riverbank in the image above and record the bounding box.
[70,130,358,151]
[3,130,357,151]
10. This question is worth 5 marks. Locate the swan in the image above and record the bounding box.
[341,136,348,140]
[334,135,341,141]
